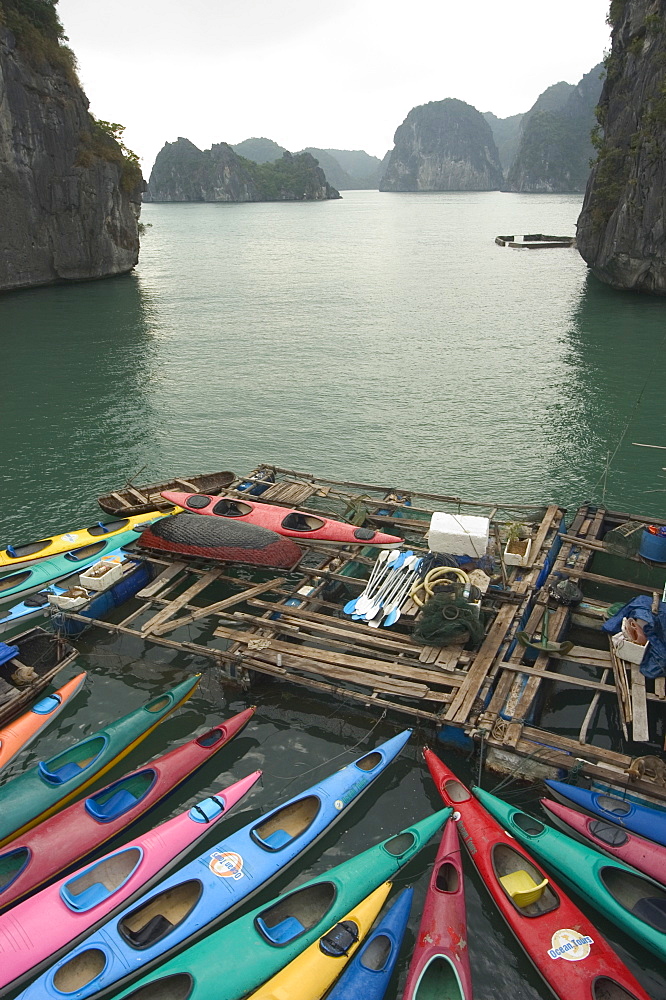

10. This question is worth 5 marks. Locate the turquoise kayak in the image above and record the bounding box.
[475,786,666,965]
[87,811,450,1000]
[0,674,200,847]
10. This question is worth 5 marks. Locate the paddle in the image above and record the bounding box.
[343,550,390,615]
[381,559,424,628]
[352,551,410,618]
[363,555,419,623]
[369,558,422,628]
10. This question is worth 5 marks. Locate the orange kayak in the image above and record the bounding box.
[0,672,86,775]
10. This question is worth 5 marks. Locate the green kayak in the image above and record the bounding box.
[91,809,451,1000]
[0,674,200,847]
[475,786,666,965]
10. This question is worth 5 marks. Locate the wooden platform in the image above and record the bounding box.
[63,464,666,808]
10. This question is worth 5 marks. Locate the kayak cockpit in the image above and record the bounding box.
[53,949,106,994]
[589,820,630,847]
[85,770,157,822]
[39,735,109,785]
[433,860,460,894]
[5,539,51,559]
[594,795,633,818]
[212,499,252,517]
[384,831,417,857]
[360,933,392,971]
[593,977,649,1000]
[119,880,203,949]
[64,542,108,562]
[251,794,321,851]
[0,846,30,894]
[492,844,558,916]
[443,779,470,803]
[355,750,383,771]
[255,882,337,946]
[600,866,666,931]
[87,519,130,535]
[0,570,32,592]
[280,512,325,532]
[412,954,465,998]
[118,973,194,1000]
[61,847,143,912]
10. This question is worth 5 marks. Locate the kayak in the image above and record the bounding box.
[98,471,235,517]
[0,674,200,848]
[160,491,403,547]
[401,817,472,1000]
[244,882,393,1000]
[0,706,255,910]
[0,672,86,775]
[0,510,174,572]
[542,797,666,888]
[424,750,651,1000]
[327,887,414,1000]
[139,513,303,568]
[28,729,415,1000]
[0,771,261,993]
[0,528,153,607]
[476,786,666,966]
[61,811,447,1000]
[544,777,666,848]
[0,549,150,639]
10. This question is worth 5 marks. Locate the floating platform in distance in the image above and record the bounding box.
[495,233,576,249]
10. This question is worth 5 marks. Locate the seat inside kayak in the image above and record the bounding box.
[360,933,393,972]
[119,880,203,949]
[252,794,321,851]
[118,973,194,1000]
[5,539,52,558]
[211,499,252,517]
[61,848,143,912]
[53,949,107,994]
[492,844,558,916]
[593,976,648,1000]
[85,770,157,822]
[280,512,325,531]
[65,542,108,562]
[256,882,337,946]
[412,954,462,997]
[39,735,108,784]
[0,846,31,894]
[600,865,666,930]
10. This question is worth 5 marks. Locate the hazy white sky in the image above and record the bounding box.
[57,0,611,175]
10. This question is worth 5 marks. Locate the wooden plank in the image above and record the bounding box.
[174,478,198,490]
[141,569,221,634]
[136,561,187,599]
[110,491,129,507]
[127,487,149,503]
[497,660,620,694]
[245,649,428,698]
[631,664,650,742]
[656,677,666,700]
[568,568,657,595]
[151,578,287,636]
[579,668,610,744]
[609,641,631,739]
[246,599,417,647]
[247,608,423,658]
[527,504,561,567]
[446,605,517,722]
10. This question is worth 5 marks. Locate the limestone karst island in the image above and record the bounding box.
[1,3,666,1000]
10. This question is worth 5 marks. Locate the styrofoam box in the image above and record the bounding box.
[48,591,89,610]
[79,558,124,592]
[427,512,490,558]
[611,630,648,665]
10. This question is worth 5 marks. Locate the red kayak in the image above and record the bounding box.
[424,749,652,1000]
[0,707,255,911]
[401,816,473,1000]
[161,491,403,547]
[542,797,666,888]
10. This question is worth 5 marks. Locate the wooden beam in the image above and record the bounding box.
[579,668,610,745]
[141,568,222,634]
[151,578,287,636]
[136,560,187,598]
[631,664,649,743]
[445,605,517,722]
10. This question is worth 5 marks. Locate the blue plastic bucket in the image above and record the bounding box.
[639,526,666,563]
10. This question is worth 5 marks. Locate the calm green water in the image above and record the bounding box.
[2,191,666,999]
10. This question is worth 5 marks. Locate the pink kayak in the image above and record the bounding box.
[542,797,666,887]
[0,707,255,911]
[0,771,261,992]
[161,491,403,547]
[402,817,473,1000]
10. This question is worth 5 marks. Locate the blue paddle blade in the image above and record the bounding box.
[343,597,359,615]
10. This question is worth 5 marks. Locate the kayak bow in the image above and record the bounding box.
[0,672,86,775]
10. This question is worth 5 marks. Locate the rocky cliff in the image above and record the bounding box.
[507,65,603,193]
[577,0,666,294]
[145,139,340,202]
[0,3,142,292]
[380,99,504,191]
[232,137,287,163]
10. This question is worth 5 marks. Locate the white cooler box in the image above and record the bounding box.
[427,512,490,558]
[79,556,125,592]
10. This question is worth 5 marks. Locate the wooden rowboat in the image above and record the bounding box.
[0,628,79,729]
[98,472,235,517]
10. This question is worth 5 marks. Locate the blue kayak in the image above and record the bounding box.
[26,729,413,1000]
[545,778,666,848]
[326,886,413,1000]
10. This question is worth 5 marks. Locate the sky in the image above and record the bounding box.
[57,0,611,176]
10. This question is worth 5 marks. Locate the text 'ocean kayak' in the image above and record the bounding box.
[0,674,200,847]
[0,772,261,993]
[28,729,413,1000]
[0,707,254,910]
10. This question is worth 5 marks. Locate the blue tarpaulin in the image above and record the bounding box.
[602,596,666,678]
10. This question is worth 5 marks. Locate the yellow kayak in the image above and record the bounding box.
[0,509,177,571]
[246,881,392,1000]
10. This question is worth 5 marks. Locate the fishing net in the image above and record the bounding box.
[603,521,646,558]
[412,593,486,648]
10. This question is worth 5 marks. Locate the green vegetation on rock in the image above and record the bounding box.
[0,0,76,81]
